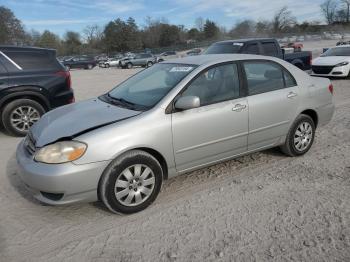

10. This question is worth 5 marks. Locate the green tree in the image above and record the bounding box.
[159,24,180,47]
[203,19,219,39]
[0,6,26,44]
[63,31,82,55]
[36,30,61,50]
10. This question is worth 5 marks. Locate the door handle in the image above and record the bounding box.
[232,104,247,112]
[287,92,297,98]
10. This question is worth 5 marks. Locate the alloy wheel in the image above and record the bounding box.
[294,121,313,152]
[114,164,155,207]
[10,106,40,132]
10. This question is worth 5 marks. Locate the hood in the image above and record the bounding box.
[313,56,350,66]
[31,98,141,147]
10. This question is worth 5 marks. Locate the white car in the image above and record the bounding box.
[312,45,350,78]
[104,58,120,68]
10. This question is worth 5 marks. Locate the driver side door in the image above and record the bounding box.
[171,63,249,172]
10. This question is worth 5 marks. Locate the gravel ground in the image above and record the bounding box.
[0,45,350,261]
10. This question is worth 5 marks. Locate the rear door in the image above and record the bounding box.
[0,60,9,90]
[171,63,248,172]
[242,60,300,150]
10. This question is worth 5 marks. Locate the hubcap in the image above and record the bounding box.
[294,121,313,152]
[10,106,40,132]
[114,164,155,207]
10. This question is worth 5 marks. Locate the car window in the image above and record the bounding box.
[243,61,285,95]
[204,42,243,54]
[262,42,278,56]
[2,51,59,71]
[181,63,240,106]
[243,43,259,54]
[284,69,297,87]
[0,62,7,74]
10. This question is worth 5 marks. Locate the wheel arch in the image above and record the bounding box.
[0,90,50,114]
[300,109,318,127]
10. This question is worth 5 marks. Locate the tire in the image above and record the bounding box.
[147,61,153,67]
[86,64,93,70]
[105,64,110,68]
[66,65,70,70]
[280,114,315,157]
[99,150,163,214]
[1,99,45,137]
[127,62,133,69]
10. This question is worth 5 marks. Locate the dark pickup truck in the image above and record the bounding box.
[204,38,312,70]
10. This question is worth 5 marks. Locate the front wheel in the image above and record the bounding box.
[127,62,133,69]
[280,114,315,156]
[1,99,45,136]
[146,61,153,67]
[98,150,163,214]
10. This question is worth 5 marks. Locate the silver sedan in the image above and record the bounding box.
[16,54,335,214]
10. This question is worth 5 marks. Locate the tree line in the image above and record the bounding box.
[1,2,350,56]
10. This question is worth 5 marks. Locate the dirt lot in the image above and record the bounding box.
[1,50,350,261]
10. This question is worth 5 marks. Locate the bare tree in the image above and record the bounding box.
[82,24,103,45]
[341,0,350,22]
[321,0,338,24]
[195,17,204,32]
[272,6,296,33]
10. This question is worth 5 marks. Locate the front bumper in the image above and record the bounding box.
[16,140,110,205]
[311,65,349,77]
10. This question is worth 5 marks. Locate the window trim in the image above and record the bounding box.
[239,59,298,97]
[166,61,244,114]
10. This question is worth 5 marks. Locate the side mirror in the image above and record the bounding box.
[175,96,200,110]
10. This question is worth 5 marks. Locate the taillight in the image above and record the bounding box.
[55,70,72,90]
[328,84,334,95]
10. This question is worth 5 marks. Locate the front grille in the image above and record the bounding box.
[312,65,334,74]
[24,132,36,155]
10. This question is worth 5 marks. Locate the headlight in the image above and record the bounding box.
[35,141,87,164]
[335,61,349,67]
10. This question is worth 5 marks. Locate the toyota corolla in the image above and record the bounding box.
[16,54,335,214]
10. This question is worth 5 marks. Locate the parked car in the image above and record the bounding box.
[312,45,350,78]
[63,56,97,70]
[119,53,157,69]
[336,40,350,46]
[99,58,120,68]
[204,38,312,70]
[0,46,74,136]
[281,42,304,52]
[186,48,202,56]
[159,51,177,56]
[16,54,334,214]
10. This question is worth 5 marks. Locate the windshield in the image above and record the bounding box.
[321,47,350,57]
[107,63,197,110]
[204,42,243,54]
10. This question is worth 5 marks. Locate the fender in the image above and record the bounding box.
[0,86,51,110]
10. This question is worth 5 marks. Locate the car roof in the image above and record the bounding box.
[0,45,56,53]
[164,54,277,66]
[332,44,350,48]
[213,38,275,44]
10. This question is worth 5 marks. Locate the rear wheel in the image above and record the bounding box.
[281,114,315,156]
[99,150,163,214]
[1,99,45,136]
[146,61,153,67]
[66,65,70,70]
[86,64,93,70]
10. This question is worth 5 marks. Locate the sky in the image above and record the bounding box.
[1,0,326,36]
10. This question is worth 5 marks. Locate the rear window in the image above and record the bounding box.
[262,42,278,56]
[243,43,259,54]
[2,51,59,71]
[204,42,243,54]
[0,62,7,74]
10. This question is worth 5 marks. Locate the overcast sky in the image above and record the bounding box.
[1,0,325,35]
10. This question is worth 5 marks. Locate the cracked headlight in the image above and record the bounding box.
[35,141,87,164]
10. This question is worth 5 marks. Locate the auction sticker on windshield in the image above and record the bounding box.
[170,66,194,72]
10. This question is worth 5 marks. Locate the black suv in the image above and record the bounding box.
[0,46,74,136]
[63,56,97,70]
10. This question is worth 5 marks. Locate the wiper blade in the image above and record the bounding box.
[106,94,147,110]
